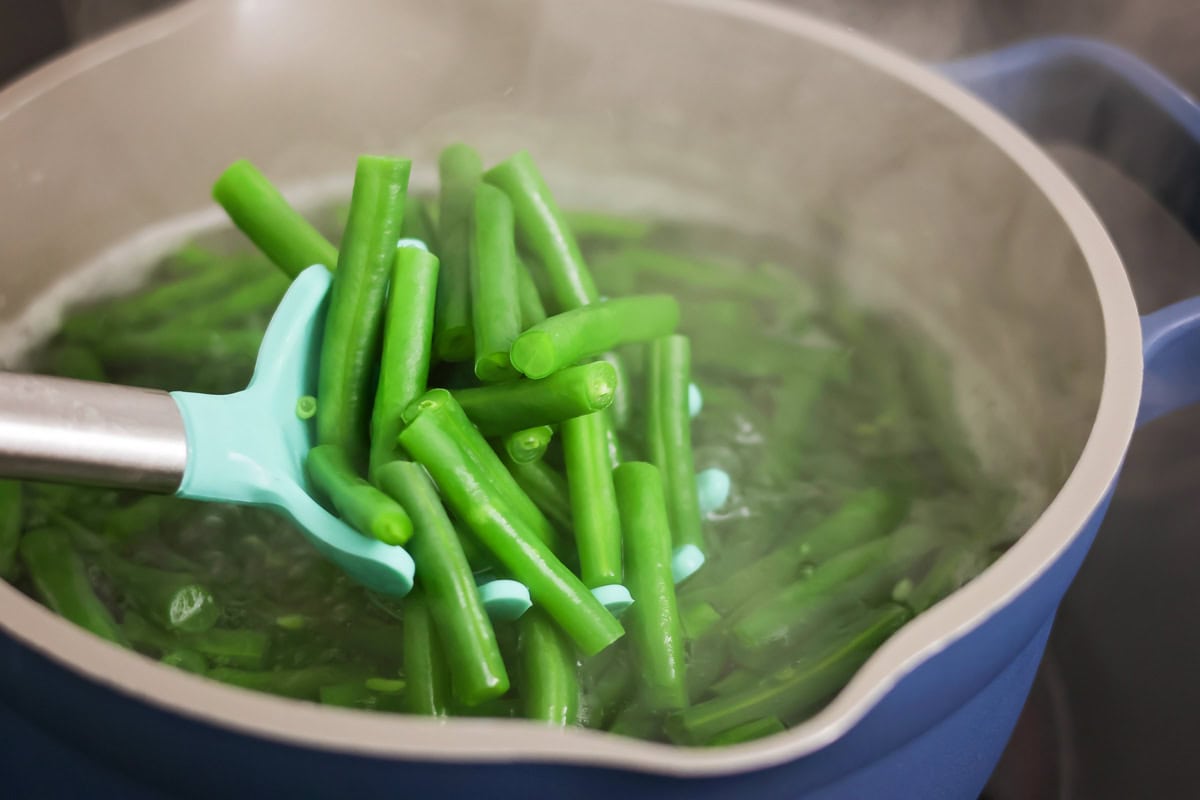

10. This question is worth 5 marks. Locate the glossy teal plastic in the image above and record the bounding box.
[171,265,416,597]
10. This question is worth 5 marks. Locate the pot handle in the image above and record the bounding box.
[940,37,1200,425]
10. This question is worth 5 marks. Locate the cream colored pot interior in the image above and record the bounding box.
[0,0,1141,776]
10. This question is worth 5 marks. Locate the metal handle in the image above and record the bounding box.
[0,372,187,493]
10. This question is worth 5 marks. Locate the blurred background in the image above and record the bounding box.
[2,2,1199,798]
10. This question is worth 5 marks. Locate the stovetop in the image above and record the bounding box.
[3,3,1200,799]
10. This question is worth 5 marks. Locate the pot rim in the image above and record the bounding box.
[0,0,1142,777]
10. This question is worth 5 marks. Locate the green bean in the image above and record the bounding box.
[485,151,598,310]
[47,345,108,382]
[212,160,339,277]
[502,425,554,465]
[400,194,438,250]
[103,558,221,633]
[510,295,680,380]
[904,544,983,615]
[470,183,522,382]
[19,527,126,645]
[730,526,938,659]
[499,454,573,532]
[583,656,635,728]
[0,480,22,580]
[62,258,248,341]
[686,640,730,702]
[517,256,548,328]
[122,611,270,667]
[683,488,905,613]
[607,705,659,739]
[563,211,652,244]
[451,362,617,436]
[208,664,372,701]
[455,696,522,719]
[563,413,622,588]
[404,589,450,716]
[166,271,288,331]
[101,496,188,543]
[317,155,411,465]
[162,649,208,675]
[614,462,687,711]
[319,680,373,708]
[368,245,439,474]
[597,352,631,430]
[398,391,623,656]
[894,327,982,491]
[668,604,911,742]
[519,608,580,725]
[375,461,509,706]
[704,716,785,746]
[646,335,704,557]
[679,600,721,641]
[434,143,482,361]
[402,389,561,551]
[306,444,413,546]
[596,247,816,307]
[93,328,261,366]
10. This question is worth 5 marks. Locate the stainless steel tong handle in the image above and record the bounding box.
[0,372,188,493]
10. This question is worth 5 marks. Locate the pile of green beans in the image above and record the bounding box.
[5,145,1017,747]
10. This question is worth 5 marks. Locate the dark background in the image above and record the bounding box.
[2,2,1199,798]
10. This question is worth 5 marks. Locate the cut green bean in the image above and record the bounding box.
[403,389,561,551]
[0,480,22,580]
[704,716,785,746]
[306,444,413,546]
[212,159,339,277]
[19,527,126,645]
[317,155,411,465]
[485,151,598,310]
[510,295,680,380]
[208,664,371,701]
[470,183,522,382]
[62,258,249,341]
[500,454,574,532]
[519,608,580,725]
[162,649,208,675]
[167,271,288,331]
[94,329,261,366]
[516,256,548,328]
[646,335,704,556]
[451,361,617,436]
[730,526,938,659]
[584,656,635,728]
[104,558,221,633]
[502,425,554,465]
[563,211,652,244]
[404,589,450,716]
[597,352,631,430]
[684,488,905,613]
[668,604,911,742]
[680,601,721,641]
[614,462,687,711]
[400,194,438,250]
[375,460,509,706]
[434,143,482,361]
[368,245,439,474]
[398,391,623,656]
[101,496,188,543]
[563,413,622,588]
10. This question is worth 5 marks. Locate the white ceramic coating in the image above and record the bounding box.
[0,0,1142,776]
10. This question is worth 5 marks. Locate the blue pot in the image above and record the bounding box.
[1,3,1197,798]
